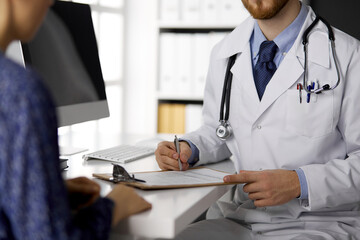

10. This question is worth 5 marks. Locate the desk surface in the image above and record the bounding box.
[61,132,234,239]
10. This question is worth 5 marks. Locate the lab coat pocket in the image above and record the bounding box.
[285,89,334,138]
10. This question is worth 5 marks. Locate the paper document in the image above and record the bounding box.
[93,167,233,190]
[135,168,227,186]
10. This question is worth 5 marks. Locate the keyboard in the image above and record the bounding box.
[83,144,155,163]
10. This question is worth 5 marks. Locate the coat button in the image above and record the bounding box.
[257,125,262,129]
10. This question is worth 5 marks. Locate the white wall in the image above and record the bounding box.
[123,0,158,135]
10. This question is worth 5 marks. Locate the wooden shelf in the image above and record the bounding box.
[157,92,203,102]
[158,22,238,30]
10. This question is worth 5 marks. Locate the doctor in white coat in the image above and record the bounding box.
[155,0,360,239]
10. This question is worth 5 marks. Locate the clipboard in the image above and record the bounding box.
[93,167,235,190]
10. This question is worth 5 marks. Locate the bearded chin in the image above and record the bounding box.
[242,0,290,20]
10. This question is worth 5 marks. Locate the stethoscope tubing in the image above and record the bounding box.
[302,16,340,94]
[219,55,237,122]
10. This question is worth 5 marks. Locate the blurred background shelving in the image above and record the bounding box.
[59,0,359,139]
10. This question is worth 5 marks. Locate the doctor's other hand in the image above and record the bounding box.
[223,169,300,207]
[155,141,192,171]
[106,184,151,227]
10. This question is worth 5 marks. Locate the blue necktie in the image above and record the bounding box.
[254,41,278,100]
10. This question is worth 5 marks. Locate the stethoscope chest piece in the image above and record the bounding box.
[216,120,233,140]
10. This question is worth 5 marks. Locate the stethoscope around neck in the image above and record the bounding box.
[216,15,341,141]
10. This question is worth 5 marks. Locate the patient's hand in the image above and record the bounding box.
[106,184,152,226]
[66,177,101,210]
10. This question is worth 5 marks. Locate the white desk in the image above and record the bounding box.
[61,132,234,239]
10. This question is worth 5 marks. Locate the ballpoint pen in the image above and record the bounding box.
[174,135,182,171]
[307,81,315,103]
[297,83,303,103]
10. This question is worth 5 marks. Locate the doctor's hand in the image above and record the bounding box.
[223,169,301,207]
[155,141,192,171]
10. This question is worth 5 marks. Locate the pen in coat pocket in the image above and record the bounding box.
[297,83,303,103]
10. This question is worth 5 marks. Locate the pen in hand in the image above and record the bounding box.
[174,135,182,171]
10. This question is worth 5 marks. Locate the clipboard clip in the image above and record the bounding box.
[112,164,146,183]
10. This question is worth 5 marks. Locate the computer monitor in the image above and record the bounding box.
[6,1,109,128]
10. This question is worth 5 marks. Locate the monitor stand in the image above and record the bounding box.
[58,126,88,156]
[59,156,69,171]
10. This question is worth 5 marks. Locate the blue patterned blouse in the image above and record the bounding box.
[0,52,114,240]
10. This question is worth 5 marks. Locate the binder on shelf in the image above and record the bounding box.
[201,0,219,23]
[193,33,211,96]
[158,103,186,134]
[159,32,229,96]
[185,104,203,133]
[209,32,228,50]
[159,33,176,93]
[159,0,249,26]
[172,104,186,134]
[159,0,180,22]
[219,0,249,24]
[175,34,192,95]
[181,0,201,22]
[158,103,172,133]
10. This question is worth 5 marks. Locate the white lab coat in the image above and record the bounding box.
[183,6,360,239]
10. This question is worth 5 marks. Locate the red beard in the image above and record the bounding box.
[242,0,290,19]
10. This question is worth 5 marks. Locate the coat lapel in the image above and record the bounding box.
[231,43,260,104]
[216,17,260,106]
[216,17,255,60]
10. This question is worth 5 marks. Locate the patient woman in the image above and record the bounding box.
[0,0,151,239]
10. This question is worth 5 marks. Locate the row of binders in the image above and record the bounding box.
[159,0,249,24]
[157,103,203,134]
[159,32,228,96]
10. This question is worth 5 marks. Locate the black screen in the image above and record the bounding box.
[22,1,107,107]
